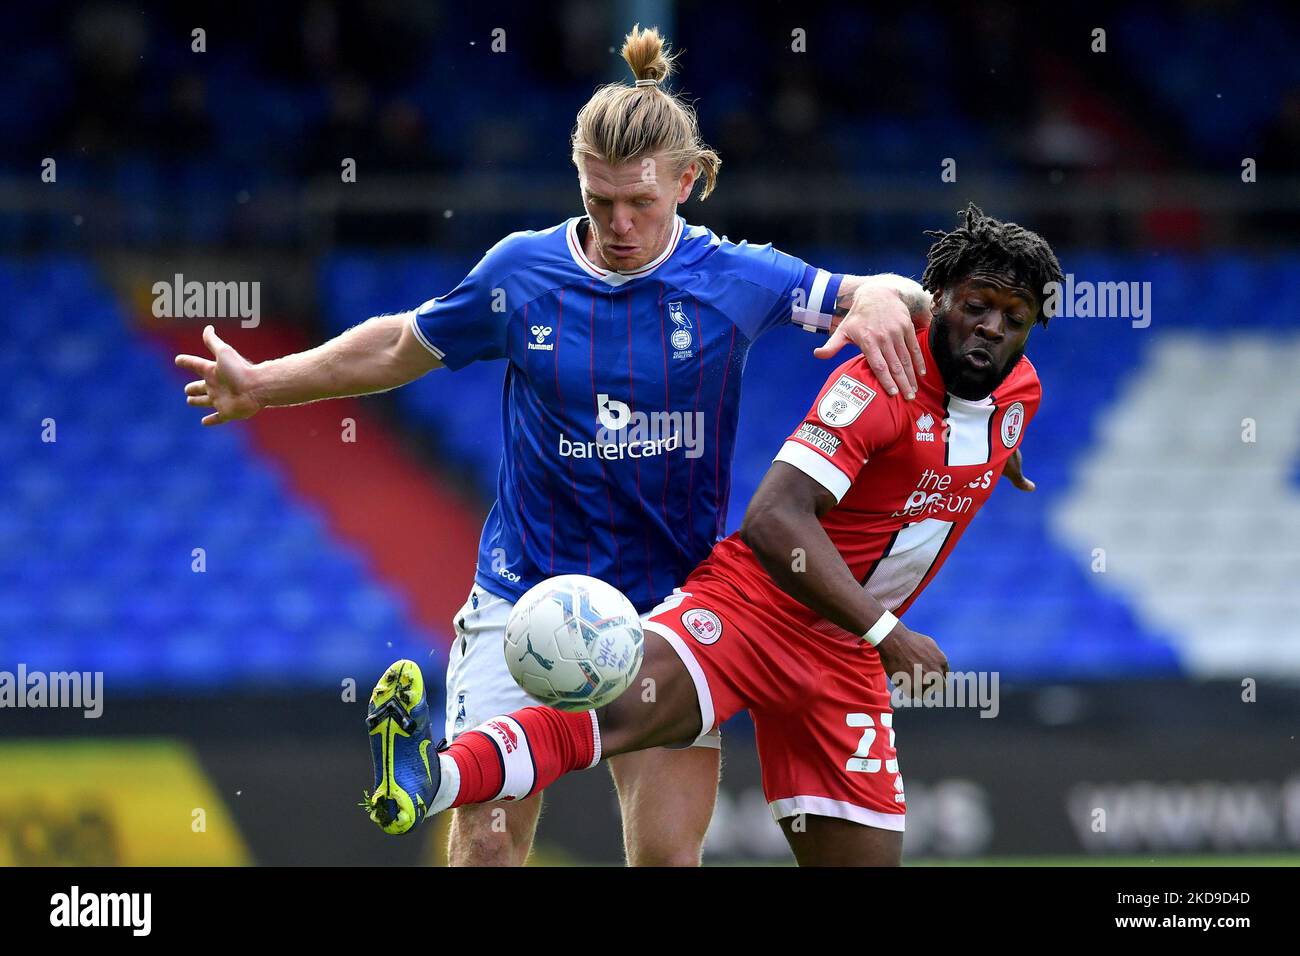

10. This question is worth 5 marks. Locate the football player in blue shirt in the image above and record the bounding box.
[176,26,1028,866]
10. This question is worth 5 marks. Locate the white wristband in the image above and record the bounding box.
[863,611,899,646]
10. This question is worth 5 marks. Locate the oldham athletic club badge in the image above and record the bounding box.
[669,301,694,360]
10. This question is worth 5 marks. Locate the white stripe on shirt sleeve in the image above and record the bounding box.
[406,310,446,359]
[774,439,853,502]
[806,268,832,316]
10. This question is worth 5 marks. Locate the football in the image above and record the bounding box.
[504,574,644,711]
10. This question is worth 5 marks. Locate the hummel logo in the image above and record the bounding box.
[518,637,555,671]
[916,412,936,443]
[528,325,555,351]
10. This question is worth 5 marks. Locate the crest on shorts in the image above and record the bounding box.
[1000,401,1025,448]
[681,608,722,645]
[818,374,876,428]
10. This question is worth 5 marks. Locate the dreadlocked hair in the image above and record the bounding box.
[922,203,1064,327]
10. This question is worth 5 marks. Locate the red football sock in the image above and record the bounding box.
[447,706,600,807]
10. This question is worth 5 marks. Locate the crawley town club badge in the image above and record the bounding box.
[818,374,876,427]
[681,608,723,645]
[1001,401,1025,448]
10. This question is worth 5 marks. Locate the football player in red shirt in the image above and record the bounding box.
[383,204,1064,866]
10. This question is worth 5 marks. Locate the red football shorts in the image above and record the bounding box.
[645,584,906,832]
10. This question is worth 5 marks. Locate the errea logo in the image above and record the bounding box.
[528,325,554,351]
[487,719,519,753]
[915,412,936,442]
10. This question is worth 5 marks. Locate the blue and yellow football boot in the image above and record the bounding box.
[360,659,440,835]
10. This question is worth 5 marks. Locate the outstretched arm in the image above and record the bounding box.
[812,274,932,400]
[174,313,441,426]
[739,461,947,692]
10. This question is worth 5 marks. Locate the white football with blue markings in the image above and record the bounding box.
[505,574,644,711]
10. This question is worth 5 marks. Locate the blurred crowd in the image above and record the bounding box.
[4,0,1299,246]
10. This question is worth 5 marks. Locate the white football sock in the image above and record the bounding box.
[430,752,460,816]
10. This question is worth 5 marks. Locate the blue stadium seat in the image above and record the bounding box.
[0,258,437,692]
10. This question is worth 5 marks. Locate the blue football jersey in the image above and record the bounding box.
[409,215,844,612]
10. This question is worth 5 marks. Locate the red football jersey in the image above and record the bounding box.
[685,332,1041,637]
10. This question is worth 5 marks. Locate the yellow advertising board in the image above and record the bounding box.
[0,739,250,866]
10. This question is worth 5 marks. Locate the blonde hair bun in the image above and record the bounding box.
[571,24,721,199]
[622,24,675,85]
